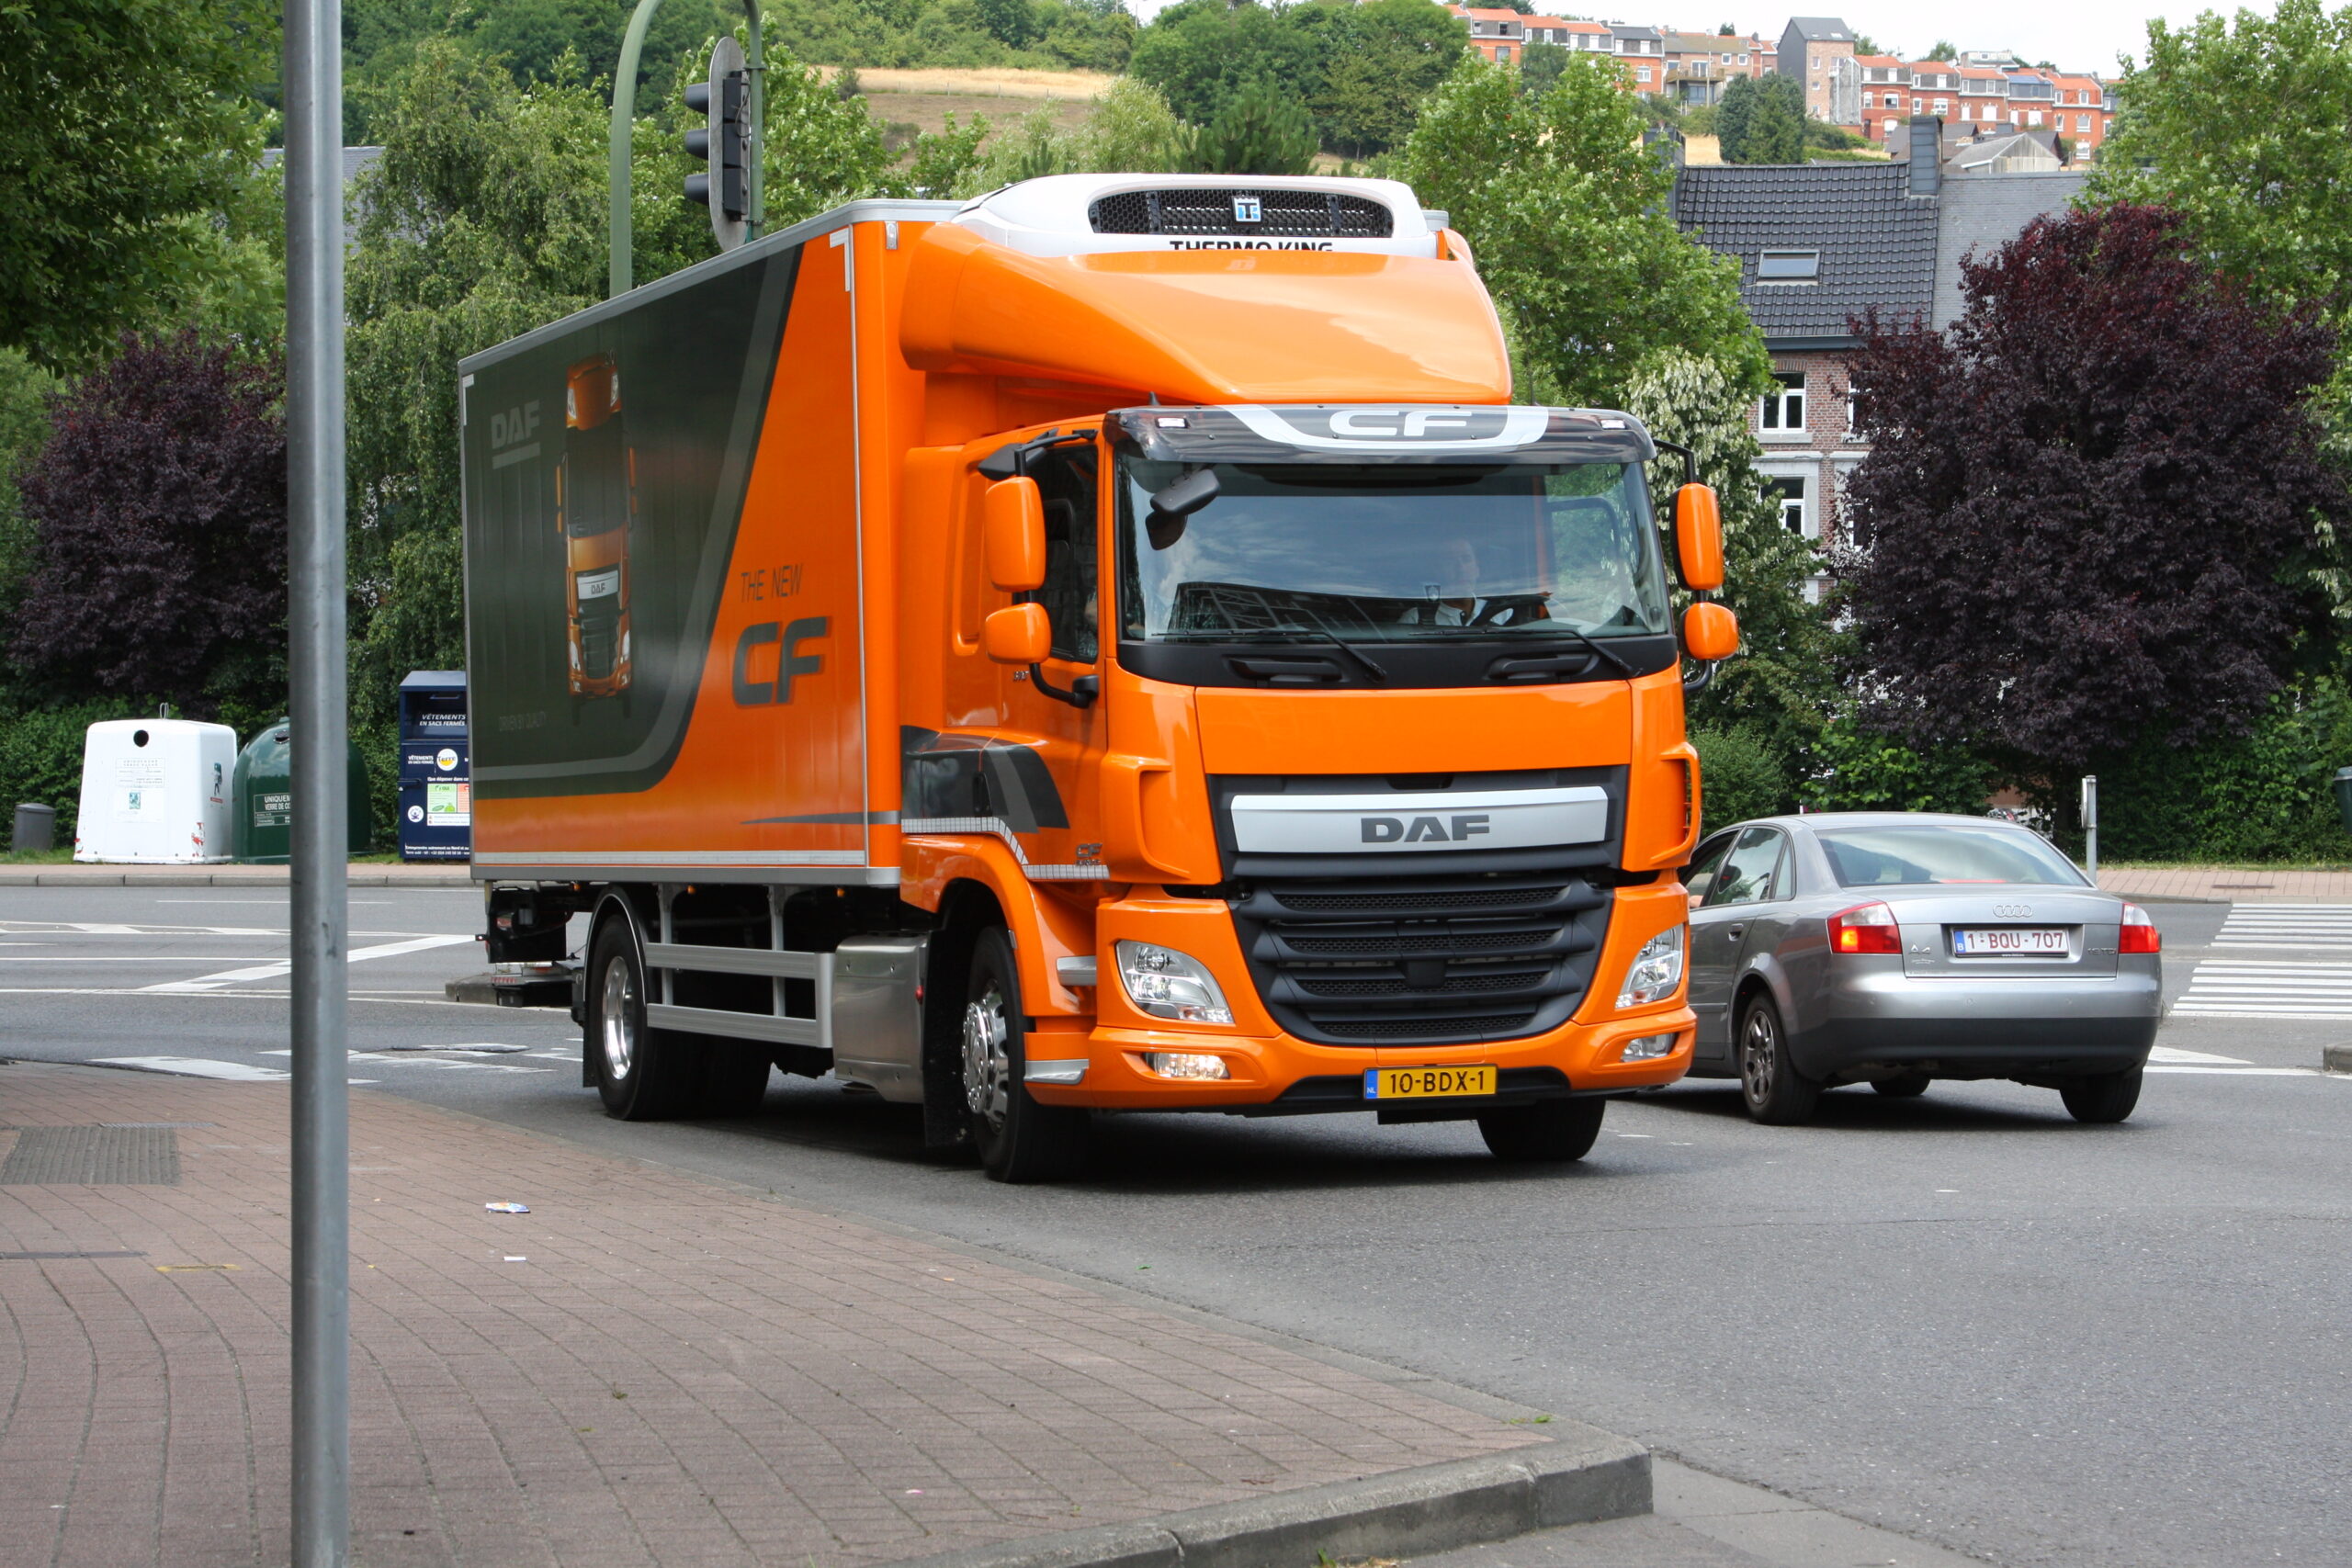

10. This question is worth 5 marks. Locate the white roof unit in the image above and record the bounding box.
[954,174,1444,259]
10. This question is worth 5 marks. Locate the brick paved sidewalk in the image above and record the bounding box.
[2097,866,2352,902]
[0,1062,1547,1568]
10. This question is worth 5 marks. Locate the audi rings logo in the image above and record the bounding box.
[1992,904,2033,919]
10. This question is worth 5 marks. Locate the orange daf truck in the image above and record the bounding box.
[459,175,1737,1181]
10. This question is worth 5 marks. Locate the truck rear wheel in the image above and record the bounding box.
[1477,1098,1606,1162]
[588,916,698,1122]
[963,926,1089,1183]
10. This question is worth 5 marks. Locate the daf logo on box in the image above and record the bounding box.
[1232,196,1261,223]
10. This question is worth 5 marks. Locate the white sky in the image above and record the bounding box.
[1120,1,2279,78]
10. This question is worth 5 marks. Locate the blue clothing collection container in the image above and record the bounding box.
[397,671,470,862]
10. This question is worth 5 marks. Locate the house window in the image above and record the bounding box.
[1764,476,1809,534]
[1498,46,1511,62]
[1934,97,1950,113]
[1636,66,1651,82]
[1760,372,1806,431]
[2077,114,2090,131]
[1757,251,1820,283]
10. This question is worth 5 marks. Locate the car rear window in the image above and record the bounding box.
[1815,826,2086,888]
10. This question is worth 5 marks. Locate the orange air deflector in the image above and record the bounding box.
[1675,483,1724,592]
[900,222,1512,405]
[1683,601,1740,662]
[983,477,1046,591]
[983,602,1051,664]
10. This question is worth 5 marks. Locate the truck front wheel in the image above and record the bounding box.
[962,926,1089,1183]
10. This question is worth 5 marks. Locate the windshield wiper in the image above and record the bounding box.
[1539,623,1635,679]
[1296,624,1389,682]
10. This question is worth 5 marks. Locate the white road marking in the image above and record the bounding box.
[2149,1045,2255,1065]
[92,1056,378,1084]
[0,920,284,937]
[2173,959,2352,1019]
[2147,1066,2329,1077]
[2211,904,2352,951]
[260,1049,548,1075]
[141,933,473,993]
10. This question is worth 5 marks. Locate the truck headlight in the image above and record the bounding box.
[1616,926,1685,1009]
[1115,941,1234,1025]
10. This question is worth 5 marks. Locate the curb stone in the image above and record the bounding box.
[0,864,473,887]
[877,1439,1650,1568]
[2324,1044,2352,1075]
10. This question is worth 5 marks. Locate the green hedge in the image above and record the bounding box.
[2094,683,2352,864]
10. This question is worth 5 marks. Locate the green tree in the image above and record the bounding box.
[1173,79,1318,175]
[1289,0,1468,157]
[0,1,277,369]
[1398,55,1771,408]
[1520,41,1569,96]
[1130,0,1317,126]
[1624,348,1836,776]
[1927,39,1957,62]
[1715,73,1804,163]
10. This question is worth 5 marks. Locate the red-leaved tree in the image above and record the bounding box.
[1838,203,2347,773]
[9,333,287,714]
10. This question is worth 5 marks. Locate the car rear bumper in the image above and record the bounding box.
[1792,970,2161,1081]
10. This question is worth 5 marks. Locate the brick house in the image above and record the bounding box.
[2048,73,2112,152]
[1952,64,2009,130]
[1524,16,1612,54]
[1778,17,1859,125]
[1661,30,1769,106]
[1668,119,2086,572]
[1445,6,1526,64]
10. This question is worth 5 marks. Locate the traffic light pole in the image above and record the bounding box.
[283,0,351,1563]
[610,0,764,298]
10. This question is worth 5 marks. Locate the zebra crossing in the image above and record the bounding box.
[2176,904,2352,1019]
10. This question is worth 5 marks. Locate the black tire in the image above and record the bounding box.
[1738,993,1819,1125]
[963,927,1090,1183]
[1477,1097,1606,1163]
[1873,1074,1930,1099]
[586,915,700,1122]
[2060,1066,2143,1124]
[691,1047,772,1118]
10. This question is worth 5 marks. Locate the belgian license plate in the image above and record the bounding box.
[1953,928,2068,956]
[1365,1065,1498,1100]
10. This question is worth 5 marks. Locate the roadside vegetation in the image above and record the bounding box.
[5,3,2352,860]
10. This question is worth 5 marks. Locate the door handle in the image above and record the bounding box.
[1726,925,1745,939]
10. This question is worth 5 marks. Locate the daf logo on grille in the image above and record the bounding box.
[1993,903,2033,919]
[1232,195,1262,223]
[1362,814,1491,844]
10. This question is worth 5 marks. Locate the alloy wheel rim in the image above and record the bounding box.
[600,954,637,1080]
[963,980,1012,1131]
[1741,1009,1776,1104]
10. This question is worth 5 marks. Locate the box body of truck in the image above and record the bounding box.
[459,175,1709,1178]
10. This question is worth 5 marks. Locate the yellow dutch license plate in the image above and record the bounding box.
[1365,1065,1498,1100]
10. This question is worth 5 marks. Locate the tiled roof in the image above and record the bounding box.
[1672,162,1938,346]
[1932,171,2086,328]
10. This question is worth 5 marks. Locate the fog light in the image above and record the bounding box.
[1115,941,1234,1025]
[1621,1032,1679,1062]
[1142,1051,1230,1080]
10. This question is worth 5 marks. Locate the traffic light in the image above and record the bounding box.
[684,36,750,250]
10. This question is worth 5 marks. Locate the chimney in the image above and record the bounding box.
[1908,116,1942,196]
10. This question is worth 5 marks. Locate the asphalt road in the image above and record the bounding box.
[4,887,2348,1568]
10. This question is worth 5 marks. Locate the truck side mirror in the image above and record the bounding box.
[1683,601,1739,661]
[983,603,1051,665]
[984,478,1046,592]
[1675,483,1724,592]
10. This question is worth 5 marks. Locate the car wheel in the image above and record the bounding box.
[963,926,1089,1183]
[2060,1066,2142,1124]
[588,917,696,1121]
[1477,1098,1606,1163]
[1873,1074,1930,1098]
[1738,994,1819,1125]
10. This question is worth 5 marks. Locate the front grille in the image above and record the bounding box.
[1229,873,1611,1047]
[1088,188,1395,239]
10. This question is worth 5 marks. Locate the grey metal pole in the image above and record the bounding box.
[284,1,351,1563]
[2081,773,2099,883]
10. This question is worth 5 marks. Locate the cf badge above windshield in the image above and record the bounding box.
[1228,404,1551,453]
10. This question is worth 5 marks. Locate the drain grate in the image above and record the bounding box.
[0,1125,181,1186]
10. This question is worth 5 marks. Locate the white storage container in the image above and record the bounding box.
[74,718,238,863]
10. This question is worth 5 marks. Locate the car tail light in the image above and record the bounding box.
[2119,903,2160,953]
[1828,901,1901,954]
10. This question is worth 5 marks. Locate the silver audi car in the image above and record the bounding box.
[1680,812,2162,1125]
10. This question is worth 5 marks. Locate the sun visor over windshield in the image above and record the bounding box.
[1108,406,1657,467]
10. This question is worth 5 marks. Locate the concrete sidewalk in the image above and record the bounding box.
[0,1061,1638,1568]
[2097,866,2352,902]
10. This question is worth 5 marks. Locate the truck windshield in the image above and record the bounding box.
[1115,459,1669,644]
